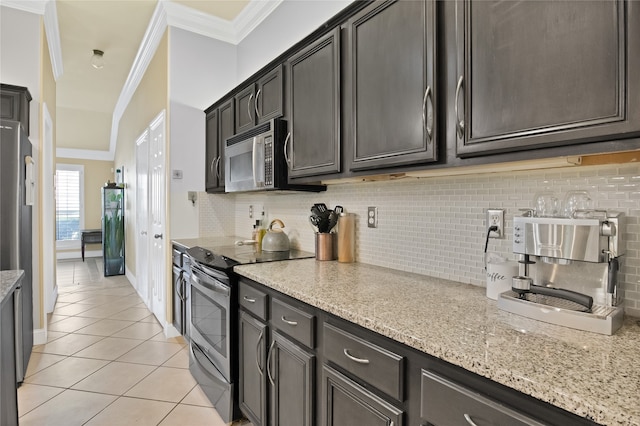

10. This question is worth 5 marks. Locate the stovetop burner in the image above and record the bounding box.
[186,244,314,271]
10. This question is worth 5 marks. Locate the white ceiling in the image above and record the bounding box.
[54,0,249,154]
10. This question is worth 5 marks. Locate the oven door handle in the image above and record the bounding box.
[190,261,230,283]
[191,268,230,297]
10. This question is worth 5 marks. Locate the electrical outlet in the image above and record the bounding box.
[368,206,378,228]
[486,208,505,239]
[249,205,253,219]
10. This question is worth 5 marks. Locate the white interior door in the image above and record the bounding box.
[135,130,150,305]
[149,111,166,326]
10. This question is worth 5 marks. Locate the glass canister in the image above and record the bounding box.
[337,213,355,263]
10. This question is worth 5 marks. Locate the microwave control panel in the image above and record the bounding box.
[264,135,273,187]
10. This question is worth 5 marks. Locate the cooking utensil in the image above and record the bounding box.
[314,203,328,213]
[326,211,338,233]
[334,205,343,214]
[261,219,290,252]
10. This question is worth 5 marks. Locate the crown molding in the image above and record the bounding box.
[163,1,237,44]
[233,0,283,43]
[109,1,168,159]
[56,147,113,161]
[106,0,282,161]
[43,0,63,80]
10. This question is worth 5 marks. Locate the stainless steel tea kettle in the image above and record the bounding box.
[261,219,290,252]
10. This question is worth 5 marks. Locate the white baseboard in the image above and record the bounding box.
[46,284,58,314]
[125,265,136,288]
[56,250,101,260]
[33,328,47,345]
[164,323,181,338]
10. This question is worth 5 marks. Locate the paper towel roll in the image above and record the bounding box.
[486,259,519,300]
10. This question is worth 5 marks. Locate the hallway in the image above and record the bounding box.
[17,258,237,425]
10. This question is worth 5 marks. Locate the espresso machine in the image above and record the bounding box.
[497,210,625,335]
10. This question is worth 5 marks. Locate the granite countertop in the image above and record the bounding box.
[234,259,640,426]
[1,270,24,304]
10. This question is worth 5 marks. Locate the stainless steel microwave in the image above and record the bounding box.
[224,118,325,193]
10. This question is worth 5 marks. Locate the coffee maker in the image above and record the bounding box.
[497,210,625,335]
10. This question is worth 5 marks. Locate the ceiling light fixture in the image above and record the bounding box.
[90,49,105,69]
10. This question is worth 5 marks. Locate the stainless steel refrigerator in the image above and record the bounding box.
[0,119,33,384]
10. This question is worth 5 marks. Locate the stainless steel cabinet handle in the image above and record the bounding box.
[455,75,464,139]
[247,93,254,122]
[243,296,256,303]
[422,85,433,142]
[343,348,370,364]
[283,132,292,169]
[214,156,221,179]
[176,271,184,300]
[154,234,163,239]
[281,316,298,326]
[254,89,261,118]
[181,275,187,302]
[255,328,264,375]
[463,414,479,426]
[266,340,276,386]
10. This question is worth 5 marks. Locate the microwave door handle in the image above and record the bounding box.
[252,137,265,187]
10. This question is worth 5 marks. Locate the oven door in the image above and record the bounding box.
[225,135,265,192]
[189,263,232,380]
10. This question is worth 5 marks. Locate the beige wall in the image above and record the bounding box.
[114,32,169,276]
[55,157,114,227]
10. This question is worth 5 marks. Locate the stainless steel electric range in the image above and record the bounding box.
[186,243,314,422]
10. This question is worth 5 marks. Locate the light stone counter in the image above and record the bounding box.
[1,270,24,305]
[234,259,640,426]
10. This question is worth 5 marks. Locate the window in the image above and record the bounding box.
[55,164,84,248]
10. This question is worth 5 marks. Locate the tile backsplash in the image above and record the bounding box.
[199,163,640,317]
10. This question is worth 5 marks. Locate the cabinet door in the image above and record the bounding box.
[172,266,184,335]
[348,0,437,171]
[218,99,234,189]
[235,85,256,134]
[322,365,403,426]
[287,28,341,178]
[0,84,31,135]
[257,66,284,124]
[269,331,315,426]
[1,295,18,426]
[454,0,640,157]
[239,311,268,426]
[205,109,220,192]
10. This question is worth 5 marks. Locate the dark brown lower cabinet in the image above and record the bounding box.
[238,277,596,426]
[322,365,403,426]
[239,311,267,426]
[269,331,315,426]
[1,290,18,426]
[420,370,544,426]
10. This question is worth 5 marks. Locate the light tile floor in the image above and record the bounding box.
[19,258,251,426]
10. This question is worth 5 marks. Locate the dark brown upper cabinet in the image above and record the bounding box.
[286,28,341,178]
[453,0,640,157]
[234,65,284,134]
[0,83,31,136]
[205,99,234,193]
[346,0,438,172]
